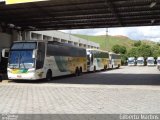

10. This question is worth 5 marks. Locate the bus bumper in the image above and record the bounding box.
[7,72,37,80]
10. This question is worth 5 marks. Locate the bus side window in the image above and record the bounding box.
[36,42,45,69]
[91,54,93,64]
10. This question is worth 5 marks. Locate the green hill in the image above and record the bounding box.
[73,34,156,51]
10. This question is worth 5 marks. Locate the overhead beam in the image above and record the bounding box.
[105,0,122,26]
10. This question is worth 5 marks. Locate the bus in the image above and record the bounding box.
[127,57,136,66]
[156,57,160,70]
[3,41,87,80]
[136,57,144,66]
[146,57,155,66]
[0,48,9,79]
[109,52,121,69]
[86,49,109,72]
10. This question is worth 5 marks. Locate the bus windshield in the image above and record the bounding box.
[8,42,37,69]
[128,60,134,63]
[147,60,154,64]
[157,60,160,64]
[9,50,34,69]
[137,60,144,64]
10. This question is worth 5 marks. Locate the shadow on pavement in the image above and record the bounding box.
[11,71,160,86]
[49,73,160,85]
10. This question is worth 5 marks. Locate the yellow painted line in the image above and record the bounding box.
[6,0,48,4]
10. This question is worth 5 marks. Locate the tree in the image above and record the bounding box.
[112,45,120,54]
[151,45,160,58]
[133,40,141,47]
[137,44,152,59]
[151,45,159,58]
[111,45,127,54]
[127,48,138,57]
[120,46,127,54]
[121,54,128,65]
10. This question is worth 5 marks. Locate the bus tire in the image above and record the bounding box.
[80,67,83,75]
[93,66,96,72]
[46,70,52,81]
[117,64,120,69]
[104,65,107,71]
[75,67,80,76]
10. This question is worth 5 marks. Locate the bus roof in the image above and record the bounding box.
[109,52,120,55]
[86,48,109,53]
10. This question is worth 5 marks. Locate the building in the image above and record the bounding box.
[25,31,100,49]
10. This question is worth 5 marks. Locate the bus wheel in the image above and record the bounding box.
[117,64,120,69]
[93,66,96,72]
[75,67,80,76]
[46,70,52,81]
[80,67,83,75]
[104,65,107,71]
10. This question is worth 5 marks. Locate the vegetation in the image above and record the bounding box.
[112,45,127,54]
[74,34,160,65]
[133,40,142,47]
[74,34,134,51]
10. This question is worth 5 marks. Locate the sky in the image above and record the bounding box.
[60,26,160,42]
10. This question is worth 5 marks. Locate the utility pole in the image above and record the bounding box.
[105,28,108,51]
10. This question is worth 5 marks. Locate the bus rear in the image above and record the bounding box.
[109,52,121,69]
[87,49,109,72]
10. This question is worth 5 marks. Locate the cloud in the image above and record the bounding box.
[60,26,160,42]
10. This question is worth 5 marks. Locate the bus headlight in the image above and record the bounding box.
[7,69,12,73]
[28,68,35,73]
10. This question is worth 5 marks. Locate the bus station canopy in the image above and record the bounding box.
[0,0,160,30]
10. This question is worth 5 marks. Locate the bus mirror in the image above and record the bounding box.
[2,48,9,58]
[32,49,37,59]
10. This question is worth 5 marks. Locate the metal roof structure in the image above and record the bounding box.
[0,0,160,30]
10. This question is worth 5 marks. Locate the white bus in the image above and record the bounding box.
[86,49,109,72]
[146,57,155,66]
[127,57,136,66]
[136,57,144,66]
[156,57,160,70]
[3,41,87,80]
[109,52,121,69]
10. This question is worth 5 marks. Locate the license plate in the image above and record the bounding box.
[17,75,22,78]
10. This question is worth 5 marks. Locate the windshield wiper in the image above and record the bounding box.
[21,61,26,69]
[19,53,26,69]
